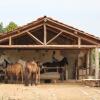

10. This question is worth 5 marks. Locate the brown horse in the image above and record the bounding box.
[24,60,40,86]
[5,63,23,83]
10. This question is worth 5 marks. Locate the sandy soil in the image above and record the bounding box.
[0,83,100,100]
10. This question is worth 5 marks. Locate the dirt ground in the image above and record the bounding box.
[0,83,100,100]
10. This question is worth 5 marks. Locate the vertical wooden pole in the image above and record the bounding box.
[95,47,99,79]
[43,22,47,45]
[78,37,81,48]
[9,37,12,45]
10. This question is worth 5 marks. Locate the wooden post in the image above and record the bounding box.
[95,47,99,79]
[9,37,12,45]
[78,37,81,48]
[43,22,47,45]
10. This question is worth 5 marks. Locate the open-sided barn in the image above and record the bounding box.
[0,16,100,81]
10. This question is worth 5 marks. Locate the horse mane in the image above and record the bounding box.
[63,57,68,65]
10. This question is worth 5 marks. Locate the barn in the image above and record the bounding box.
[0,16,100,82]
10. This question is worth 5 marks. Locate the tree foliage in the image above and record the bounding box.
[5,22,18,32]
[0,22,4,33]
[0,21,18,33]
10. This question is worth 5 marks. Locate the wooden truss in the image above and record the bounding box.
[0,17,100,49]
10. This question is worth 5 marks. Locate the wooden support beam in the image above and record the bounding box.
[47,23,98,45]
[47,18,80,33]
[47,27,76,42]
[0,37,9,43]
[74,31,99,45]
[47,24,79,38]
[95,47,99,79]
[0,45,98,49]
[12,24,43,38]
[27,31,44,45]
[0,24,43,43]
[47,31,63,44]
[9,37,12,45]
[81,36,99,45]
[78,37,81,48]
[44,23,47,45]
[47,18,100,43]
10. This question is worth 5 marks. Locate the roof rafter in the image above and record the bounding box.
[47,31,63,44]
[27,31,44,45]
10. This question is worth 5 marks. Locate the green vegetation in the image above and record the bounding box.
[0,21,18,33]
[5,22,18,32]
[0,22,4,33]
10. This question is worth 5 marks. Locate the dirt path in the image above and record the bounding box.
[0,84,100,100]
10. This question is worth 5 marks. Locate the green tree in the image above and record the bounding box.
[5,22,18,32]
[0,22,4,33]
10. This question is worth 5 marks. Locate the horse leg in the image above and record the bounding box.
[35,73,38,85]
[10,74,13,84]
[16,75,19,84]
[25,73,29,86]
[4,71,8,84]
[30,73,34,86]
[38,68,40,84]
[21,70,23,84]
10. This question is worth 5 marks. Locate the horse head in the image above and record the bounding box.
[60,57,68,66]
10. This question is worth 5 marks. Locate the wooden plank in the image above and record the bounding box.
[40,72,60,80]
[47,31,63,44]
[27,31,44,45]
[44,23,47,45]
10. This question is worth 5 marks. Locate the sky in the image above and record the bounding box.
[0,0,100,37]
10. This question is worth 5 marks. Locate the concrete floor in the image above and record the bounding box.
[0,84,100,100]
